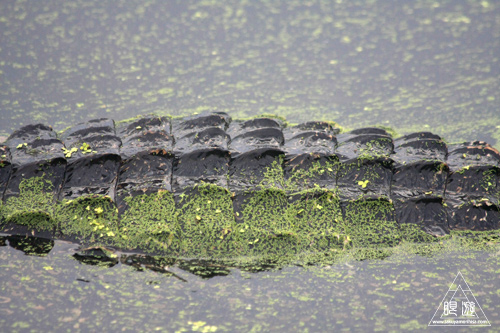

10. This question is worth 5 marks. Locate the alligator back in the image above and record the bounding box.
[1,113,499,257]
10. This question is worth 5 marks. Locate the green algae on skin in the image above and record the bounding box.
[118,190,178,253]
[342,197,401,248]
[58,195,120,244]
[2,111,497,262]
[1,156,499,266]
[237,188,299,256]
[289,188,347,252]
[2,177,58,231]
[176,184,239,258]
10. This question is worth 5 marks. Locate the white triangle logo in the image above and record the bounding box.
[429,271,491,326]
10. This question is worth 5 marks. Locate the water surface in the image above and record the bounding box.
[0,0,499,145]
[1,1,500,331]
[1,236,499,331]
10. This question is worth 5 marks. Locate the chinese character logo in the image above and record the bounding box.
[429,272,490,326]
[443,300,458,317]
[462,301,475,317]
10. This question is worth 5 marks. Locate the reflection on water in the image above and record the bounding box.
[0,232,499,331]
[0,234,54,256]
[1,234,251,279]
[73,249,232,280]
[73,247,119,268]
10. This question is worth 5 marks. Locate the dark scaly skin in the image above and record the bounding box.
[0,112,499,243]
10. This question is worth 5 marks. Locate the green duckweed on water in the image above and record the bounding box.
[1,0,500,331]
[0,1,499,147]
[0,231,499,331]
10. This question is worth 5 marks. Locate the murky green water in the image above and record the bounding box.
[0,0,499,145]
[0,235,500,332]
[0,236,499,332]
[1,0,500,331]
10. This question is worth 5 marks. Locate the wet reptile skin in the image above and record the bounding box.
[1,112,499,234]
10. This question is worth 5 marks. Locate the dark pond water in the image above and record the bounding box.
[0,0,499,145]
[1,234,499,332]
[1,0,500,331]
